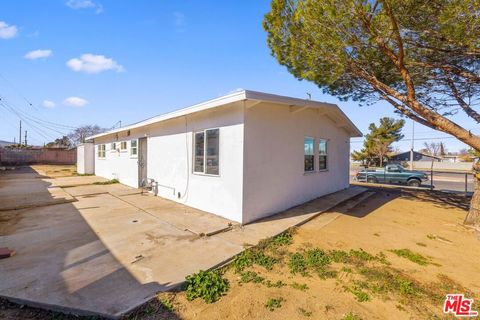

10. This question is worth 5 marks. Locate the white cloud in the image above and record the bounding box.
[66,0,103,14]
[0,21,18,39]
[63,97,88,107]
[42,100,56,108]
[66,54,124,74]
[24,49,52,60]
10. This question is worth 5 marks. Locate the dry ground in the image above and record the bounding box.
[28,164,77,177]
[132,189,479,320]
[2,185,479,319]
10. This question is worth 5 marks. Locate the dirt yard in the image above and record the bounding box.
[2,186,479,319]
[132,188,479,320]
[29,164,77,177]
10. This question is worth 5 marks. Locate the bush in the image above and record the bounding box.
[185,270,229,303]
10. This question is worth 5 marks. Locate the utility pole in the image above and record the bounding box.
[24,130,27,147]
[19,120,22,146]
[409,119,415,170]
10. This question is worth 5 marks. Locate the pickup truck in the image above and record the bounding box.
[355,164,429,187]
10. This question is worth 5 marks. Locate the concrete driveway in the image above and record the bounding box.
[0,166,366,318]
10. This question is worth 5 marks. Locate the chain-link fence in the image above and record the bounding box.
[350,164,474,195]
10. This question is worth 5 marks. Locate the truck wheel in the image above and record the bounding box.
[407,179,421,187]
[367,176,377,183]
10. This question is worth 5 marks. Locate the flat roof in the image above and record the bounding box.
[87,89,362,140]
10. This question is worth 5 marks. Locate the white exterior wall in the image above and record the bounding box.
[94,137,140,188]
[242,103,351,223]
[76,143,95,174]
[92,100,353,224]
[93,102,245,223]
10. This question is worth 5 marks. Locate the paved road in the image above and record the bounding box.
[350,170,474,193]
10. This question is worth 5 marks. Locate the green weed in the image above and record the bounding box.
[298,307,312,317]
[265,280,286,288]
[290,282,309,291]
[92,179,119,185]
[265,297,284,311]
[160,298,175,312]
[233,250,277,272]
[288,252,308,275]
[239,271,264,284]
[185,270,229,303]
[390,249,429,266]
[342,312,363,320]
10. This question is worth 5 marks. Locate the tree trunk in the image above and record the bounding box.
[464,160,480,226]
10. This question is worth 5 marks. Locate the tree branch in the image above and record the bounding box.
[380,94,440,130]
[446,78,480,123]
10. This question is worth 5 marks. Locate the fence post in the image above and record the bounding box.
[430,168,434,190]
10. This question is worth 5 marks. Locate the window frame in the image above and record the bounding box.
[130,139,138,157]
[304,136,315,173]
[97,144,106,159]
[120,141,128,152]
[193,128,220,176]
[318,138,328,171]
[110,142,117,152]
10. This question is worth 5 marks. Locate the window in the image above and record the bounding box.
[206,129,219,174]
[130,140,138,156]
[193,128,220,175]
[120,141,127,151]
[194,132,204,172]
[97,144,106,158]
[318,139,328,170]
[304,137,314,172]
[110,142,116,152]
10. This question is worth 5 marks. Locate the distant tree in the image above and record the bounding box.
[67,125,106,146]
[45,136,72,148]
[439,142,446,156]
[263,0,480,225]
[351,117,404,166]
[422,142,446,157]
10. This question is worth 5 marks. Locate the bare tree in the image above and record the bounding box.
[67,125,106,146]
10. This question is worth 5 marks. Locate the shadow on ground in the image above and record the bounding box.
[0,167,180,320]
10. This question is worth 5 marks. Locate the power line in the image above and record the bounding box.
[0,72,39,111]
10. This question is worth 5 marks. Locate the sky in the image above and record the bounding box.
[0,0,476,152]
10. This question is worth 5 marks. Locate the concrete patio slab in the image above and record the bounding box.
[1,169,368,319]
[45,175,109,188]
[63,183,137,197]
[216,186,368,247]
[117,193,237,236]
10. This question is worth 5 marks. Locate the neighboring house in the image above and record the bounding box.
[83,90,362,224]
[0,140,14,148]
[390,150,441,163]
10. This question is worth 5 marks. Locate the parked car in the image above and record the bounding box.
[355,164,429,187]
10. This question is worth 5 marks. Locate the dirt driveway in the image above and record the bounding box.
[0,166,364,319]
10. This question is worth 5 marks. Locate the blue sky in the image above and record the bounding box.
[0,0,474,152]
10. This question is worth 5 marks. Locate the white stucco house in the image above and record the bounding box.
[80,90,362,224]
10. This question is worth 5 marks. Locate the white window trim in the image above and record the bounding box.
[98,144,106,159]
[130,139,138,158]
[193,128,220,177]
[120,141,128,153]
[303,137,329,174]
[110,142,117,152]
[318,138,328,172]
[304,136,315,173]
